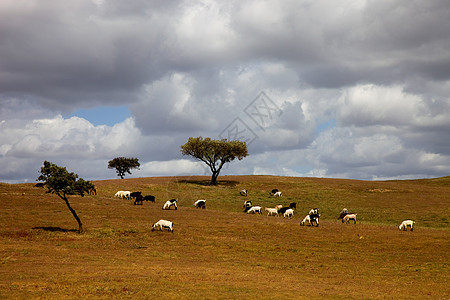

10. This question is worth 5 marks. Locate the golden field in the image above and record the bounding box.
[0,175,449,299]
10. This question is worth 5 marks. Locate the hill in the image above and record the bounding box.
[0,175,449,299]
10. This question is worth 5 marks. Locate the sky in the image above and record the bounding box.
[1,0,450,183]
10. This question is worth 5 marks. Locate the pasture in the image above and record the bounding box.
[1,175,449,299]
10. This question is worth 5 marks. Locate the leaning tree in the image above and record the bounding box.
[108,157,140,179]
[37,161,94,233]
[181,137,248,185]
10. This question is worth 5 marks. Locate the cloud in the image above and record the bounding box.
[0,0,449,183]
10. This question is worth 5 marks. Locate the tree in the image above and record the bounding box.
[181,137,248,185]
[37,161,94,233]
[108,157,140,179]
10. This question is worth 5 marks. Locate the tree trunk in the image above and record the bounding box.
[60,195,83,233]
[210,171,219,185]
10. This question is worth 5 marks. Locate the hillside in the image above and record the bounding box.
[0,175,449,299]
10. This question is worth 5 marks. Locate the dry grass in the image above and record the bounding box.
[0,175,449,299]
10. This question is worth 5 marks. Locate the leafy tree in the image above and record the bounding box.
[108,157,140,179]
[37,161,94,233]
[181,137,248,185]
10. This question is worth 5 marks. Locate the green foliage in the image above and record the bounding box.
[181,137,248,185]
[108,157,140,179]
[37,161,93,233]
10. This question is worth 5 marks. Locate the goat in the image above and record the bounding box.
[289,202,297,210]
[300,214,319,226]
[143,195,156,202]
[273,191,282,197]
[130,191,141,199]
[274,204,283,210]
[134,194,144,205]
[338,208,348,220]
[246,206,262,214]
[283,208,294,218]
[114,191,125,198]
[265,207,279,216]
[399,220,415,231]
[152,219,174,233]
[243,200,252,211]
[269,189,279,196]
[240,189,248,196]
[162,199,178,210]
[343,213,357,224]
[277,207,290,215]
[194,199,206,209]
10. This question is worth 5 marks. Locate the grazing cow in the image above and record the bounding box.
[114,191,124,198]
[130,191,141,199]
[143,195,156,202]
[162,199,178,210]
[194,199,206,209]
[343,213,357,224]
[152,219,174,233]
[122,191,131,199]
[240,189,248,196]
[399,220,415,231]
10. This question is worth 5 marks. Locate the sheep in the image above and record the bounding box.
[194,199,206,209]
[273,191,282,197]
[143,195,156,202]
[265,207,279,216]
[162,199,178,210]
[240,189,248,196]
[300,214,319,227]
[343,213,357,224]
[399,220,415,231]
[247,206,262,214]
[283,208,294,218]
[152,219,174,233]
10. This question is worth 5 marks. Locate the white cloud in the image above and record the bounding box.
[1,0,450,182]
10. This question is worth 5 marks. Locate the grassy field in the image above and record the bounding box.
[0,175,449,299]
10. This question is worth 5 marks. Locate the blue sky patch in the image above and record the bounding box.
[67,106,130,126]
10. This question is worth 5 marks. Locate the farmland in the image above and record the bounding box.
[0,175,449,299]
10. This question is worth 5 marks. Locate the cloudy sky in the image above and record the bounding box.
[1,0,449,183]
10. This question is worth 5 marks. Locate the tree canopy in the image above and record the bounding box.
[181,137,248,185]
[37,161,94,233]
[108,157,140,179]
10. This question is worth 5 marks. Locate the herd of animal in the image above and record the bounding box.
[113,188,416,233]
